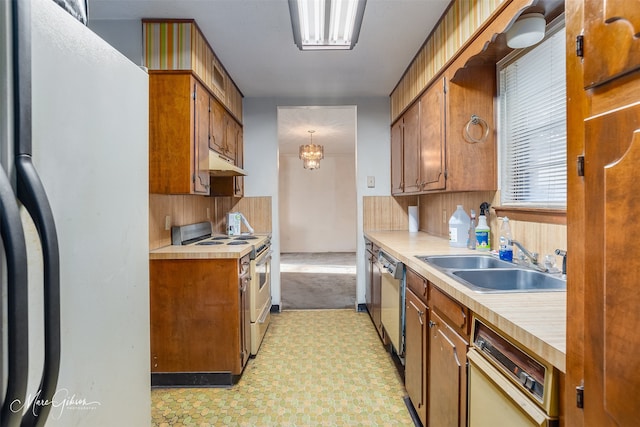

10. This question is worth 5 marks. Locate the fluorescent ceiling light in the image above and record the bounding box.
[289,0,367,50]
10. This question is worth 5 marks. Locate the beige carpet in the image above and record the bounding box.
[280,252,356,310]
[151,309,414,426]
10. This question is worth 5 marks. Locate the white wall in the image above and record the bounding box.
[89,19,143,66]
[244,97,390,307]
[279,153,357,252]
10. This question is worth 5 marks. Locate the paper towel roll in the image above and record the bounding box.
[408,206,419,232]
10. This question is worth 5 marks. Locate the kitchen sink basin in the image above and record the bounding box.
[451,269,566,293]
[418,255,514,270]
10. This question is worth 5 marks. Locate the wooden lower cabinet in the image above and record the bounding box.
[428,309,469,427]
[150,254,251,384]
[405,287,428,426]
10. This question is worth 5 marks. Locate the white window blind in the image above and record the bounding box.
[498,21,566,208]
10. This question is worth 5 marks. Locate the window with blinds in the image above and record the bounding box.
[498,18,566,209]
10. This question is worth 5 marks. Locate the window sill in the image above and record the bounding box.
[493,206,566,225]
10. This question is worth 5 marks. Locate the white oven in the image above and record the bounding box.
[250,240,272,355]
[467,318,559,427]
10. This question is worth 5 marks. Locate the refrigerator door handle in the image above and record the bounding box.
[15,155,61,427]
[12,0,61,425]
[0,169,30,427]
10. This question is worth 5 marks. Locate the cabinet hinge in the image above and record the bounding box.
[577,155,585,177]
[576,35,584,58]
[576,384,584,408]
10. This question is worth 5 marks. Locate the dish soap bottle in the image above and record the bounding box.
[467,209,477,250]
[475,202,491,251]
[498,216,513,261]
[448,205,470,248]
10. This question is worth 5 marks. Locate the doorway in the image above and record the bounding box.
[277,106,357,310]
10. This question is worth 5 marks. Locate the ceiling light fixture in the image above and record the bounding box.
[506,12,546,49]
[299,130,324,170]
[288,0,367,50]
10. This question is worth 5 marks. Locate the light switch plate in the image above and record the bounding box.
[367,176,375,188]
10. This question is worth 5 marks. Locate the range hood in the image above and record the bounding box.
[209,150,247,177]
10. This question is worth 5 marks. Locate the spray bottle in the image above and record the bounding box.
[475,202,491,251]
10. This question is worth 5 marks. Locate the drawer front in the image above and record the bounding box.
[430,284,469,337]
[406,268,428,303]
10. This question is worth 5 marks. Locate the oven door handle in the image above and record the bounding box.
[256,250,273,266]
[258,300,271,323]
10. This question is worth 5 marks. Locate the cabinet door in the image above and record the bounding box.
[429,310,468,427]
[403,102,421,193]
[234,125,244,197]
[225,115,238,160]
[583,0,640,88]
[372,252,383,338]
[405,289,428,426]
[193,81,210,194]
[365,249,373,312]
[445,65,496,192]
[419,78,446,191]
[583,102,640,425]
[209,98,226,154]
[391,120,404,195]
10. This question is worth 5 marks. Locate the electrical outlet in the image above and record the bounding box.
[206,207,211,219]
[367,176,375,188]
[164,215,171,231]
[442,209,447,224]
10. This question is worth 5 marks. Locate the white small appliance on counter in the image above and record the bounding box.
[227,212,255,236]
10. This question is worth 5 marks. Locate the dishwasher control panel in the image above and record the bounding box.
[472,319,546,402]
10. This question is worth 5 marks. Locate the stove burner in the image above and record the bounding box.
[196,241,223,246]
[212,236,230,240]
[227,240,249,245]
[234,235,258,240]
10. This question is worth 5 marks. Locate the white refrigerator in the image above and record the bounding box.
[0,0,150,425]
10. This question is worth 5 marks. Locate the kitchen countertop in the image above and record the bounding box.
[365,230,566,373]
[149,234,270,260]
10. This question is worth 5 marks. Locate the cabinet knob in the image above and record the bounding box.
[429,320,436,328]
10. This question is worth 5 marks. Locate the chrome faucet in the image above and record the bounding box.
[508,240,539,266]
[555,249,567,275]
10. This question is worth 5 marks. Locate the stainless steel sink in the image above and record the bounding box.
[418,255,514,270]
[416,254,566,293]
[451,269,566,293]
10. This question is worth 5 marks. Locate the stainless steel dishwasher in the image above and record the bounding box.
[378,250,405,359]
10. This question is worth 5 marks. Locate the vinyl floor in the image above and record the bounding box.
[151,309,414,426]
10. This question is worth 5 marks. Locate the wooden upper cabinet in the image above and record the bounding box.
[149,72,210,195]
[402,102,421,193]
[445,64,497,192]
[583,0,640,88]
[419,77,446,192]
[142,19,243,121]
[209,98,226,155]
[391,120,404,195]
[389,64,496,195]
[224,115,239,161]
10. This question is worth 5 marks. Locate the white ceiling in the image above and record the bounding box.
[88,0,451,154]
